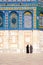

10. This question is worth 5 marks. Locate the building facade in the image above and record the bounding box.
[0,0,43,53]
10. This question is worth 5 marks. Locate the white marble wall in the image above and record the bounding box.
[0,30,43,53]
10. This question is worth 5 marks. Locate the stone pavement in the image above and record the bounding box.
[0,53,43,65]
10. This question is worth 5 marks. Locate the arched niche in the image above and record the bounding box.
[39,12,43,28]
[24,11,32,29]
[9,11,18,29]
[0,11,4,27]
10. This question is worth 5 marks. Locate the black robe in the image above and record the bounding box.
[30,45,33,53]
[26,45,29,53]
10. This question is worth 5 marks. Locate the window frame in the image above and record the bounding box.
[23,11,33,30]
[39,13,43,28]
[8,11,19,30]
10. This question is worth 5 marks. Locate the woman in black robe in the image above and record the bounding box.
[26,45,29,53]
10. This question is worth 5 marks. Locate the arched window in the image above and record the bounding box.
[0,12,3,27]
[39,12,43,28]
[24,11,32,29]
[9,12,18,29]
